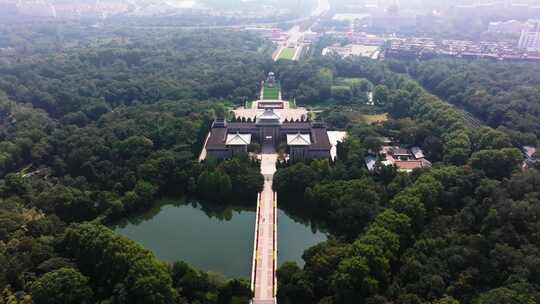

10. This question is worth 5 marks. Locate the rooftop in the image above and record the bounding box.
[310,127,332,150]
[256,108,281,125]
[226,133,251,146]
[206,119,331,151]
[206,127,228,150]
[365,155,377,171]
[392,147,410,156]
[523,146,537,158]
[287,133,311,146]
[395,159,431,172]
[411,146,425,159]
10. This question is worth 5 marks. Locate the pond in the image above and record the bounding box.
[113,198,327,278]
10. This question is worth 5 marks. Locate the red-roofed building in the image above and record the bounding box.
[395,158,431,172]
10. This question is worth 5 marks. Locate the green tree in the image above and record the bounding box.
[444,131,472,165]
[277,262,314,304]
[476,128,512,150]
[332,256,373,301]
[432,297,460,304]
[31,268,93,304]
[62,223,176,303]
[273,163,317,198]
[217,279,252,304]
[373,85,390,106]
[473,287,538,304]
[469,148,523,180]
[387,89,412,118]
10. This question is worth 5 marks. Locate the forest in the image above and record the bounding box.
[0,28,268,304]
[0,24,539,304]
[388,59,540,144]
[272,56,539,304]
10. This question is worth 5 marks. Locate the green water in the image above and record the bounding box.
[277,209,328,266]
[114,198,327,278]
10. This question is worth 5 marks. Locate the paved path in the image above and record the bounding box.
[252,149,277,304]
[198,132,211,162]
[292,45,303,61]
[272,46,284,61]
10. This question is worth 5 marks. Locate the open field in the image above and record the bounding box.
[361,113,388,124]
[278,48,296,60]
[344,111,388,125]
[331,85,350,91]
[263,85,280,100]
[334,77,373,89]
[335,77,363,86]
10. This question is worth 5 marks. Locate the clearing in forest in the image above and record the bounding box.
[345,111,389,124]
[362,113,388,124]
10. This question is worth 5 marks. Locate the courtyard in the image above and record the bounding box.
[263,84,280,100]
[277,47,296,60]
[233,100,308,123]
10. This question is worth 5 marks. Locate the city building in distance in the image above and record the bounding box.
[518,20,540,51]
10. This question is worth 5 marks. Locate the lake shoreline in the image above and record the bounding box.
[113,196,327,278]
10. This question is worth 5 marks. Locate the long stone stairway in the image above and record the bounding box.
[251,150,277,304]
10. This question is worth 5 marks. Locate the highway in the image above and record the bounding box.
[274,0,330,61]
[132,0,328,31]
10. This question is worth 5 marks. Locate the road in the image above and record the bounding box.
[130,9,318,31]
[252,147,277,304]
[311,0,330,17]
[287,26,302,45]
[273,0,330,61]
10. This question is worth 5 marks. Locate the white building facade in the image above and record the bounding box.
[518,21,540,51]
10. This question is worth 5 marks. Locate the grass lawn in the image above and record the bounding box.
[334,77,373,90]
[278,47,296,60]
[331,85,351,91]
[331,85,351,96]
[335,77,363,86]
[361,113,388,124]
[342,110,388,125]
[263,84,280,100]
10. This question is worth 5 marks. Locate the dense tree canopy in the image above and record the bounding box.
[273,56,540,304]
[0,27,266,303]
[277,162,540,303]
[1,23,539,304]
[62,223,176,303]
[30,267,93,304]
[401,59,540,144]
